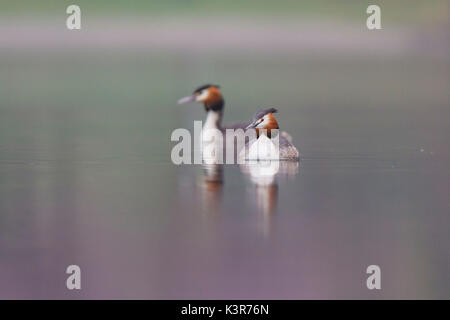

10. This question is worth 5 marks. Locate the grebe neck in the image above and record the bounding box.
[203,110,222,131]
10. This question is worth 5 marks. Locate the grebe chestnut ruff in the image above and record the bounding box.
[178,84,251,135]
[240,108,299,161]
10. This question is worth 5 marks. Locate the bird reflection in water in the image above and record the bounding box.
[240,160,299,236]
[197,160,298,232]
[197,163,223,215]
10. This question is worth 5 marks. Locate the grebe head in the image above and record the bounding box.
[178,84,224,112]
[245,108,279,137]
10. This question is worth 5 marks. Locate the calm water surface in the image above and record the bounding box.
[0,53,449,298]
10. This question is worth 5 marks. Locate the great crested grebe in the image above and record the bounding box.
[240,108,299,160]
[178,84,251,135]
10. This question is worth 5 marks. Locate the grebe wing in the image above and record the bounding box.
[279,134,300,160]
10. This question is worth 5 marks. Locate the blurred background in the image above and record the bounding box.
[0,1,449,299]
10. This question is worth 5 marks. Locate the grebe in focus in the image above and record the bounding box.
[240,108,299,160]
